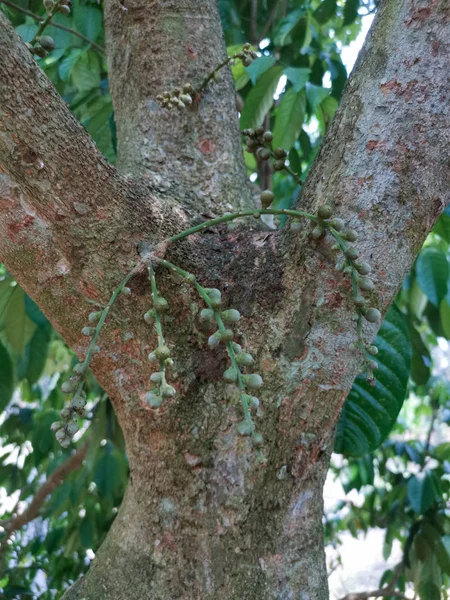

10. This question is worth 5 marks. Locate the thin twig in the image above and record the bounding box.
[339,563,406,600]
[0,0,105,54]
[250,0,258,44]
[0,441,88,553]
[258,0,284,43]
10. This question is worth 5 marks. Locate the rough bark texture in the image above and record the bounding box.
[0,0,449,598]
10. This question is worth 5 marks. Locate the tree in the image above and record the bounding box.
[0,0,449,598]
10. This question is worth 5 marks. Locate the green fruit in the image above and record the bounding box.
[55,429,67,443]
[180,94,192,105]
[237,421,254,436]
[363,307,381,323]
[222,309,241,323]
[357,276,374,292]
[146,392,162,408]
[208,334,220,348]
[251,432,264,447]
[257,148,271,161]
[329,218,345,231]
[161,384,176,398]
[243,374,263,389]
[263,131,273,144]
[355,262,371,275]
[317,205,333,219]
[260,190,274,208]
[72,396,86,410]
[221,329,234,342]
[50,421,64,432]
[236,352,254,366]
[273,159,285,171]
[273,147,287,158]
[248,396,260,408]
[144,309,155,323]
[33,44,47,58]
[73,362,87,375]
[223,368,238,383]
[39,35,55,51]
[343,229,358,242]
[354,296,366,307]
[367,345,378,356]
[67,422,79,436]
[60,407,72,419]
[150,372,163,383]
[243,56,253,67]
[59,4,70,14]
[206,288,221,307]
[43,0,54,11]
[155,345,171,361]
[81,326,95,336]
[154,297,169,312]
[88,311,102,323]
[121,286,131,295]
[345,247,359,261]
[255,127,264,137]
[290,221,302,232]
[184,273,196,283]
[148,352,158,363]
[311,226,324,240]
[61,381,76,394]
[200,308,215,322]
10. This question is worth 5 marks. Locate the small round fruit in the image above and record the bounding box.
[257,148,271,161]
[260,190,274,208]
[59,4,70,14]
[273,148,287,159]
[223,368,238,383]
[345,247,359,261]
[273,159,285,171]
[251,432,264,447]
[221,309,241,323]
[236,421,253,436]
[363,307,381,323]
[154,297,169,312]
[343,229,358,242]
[367,345,378,356]
[357,276,374,292]
[355,262,371,275]
[262,131,273,143]
[200,308,215,322]
[243,374,263,389]
[155,345,171,361]
[61,381,76,394]
[236,352,254,366]
[146,392,162,408]
[329,218,345,231]
[317,205,333,219]
[39,35,55,51]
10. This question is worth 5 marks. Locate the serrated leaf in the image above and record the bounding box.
[240,66,283,130]
[416,248,448,307]
[335,304,411,457]
[246,56,276,84]
[272,88,306,153]
[408,472,437,514]
[284,67,311,92]
[313,0,337,24]
[0,341,14,411]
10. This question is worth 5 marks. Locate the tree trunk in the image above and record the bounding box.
[0,0,450,598]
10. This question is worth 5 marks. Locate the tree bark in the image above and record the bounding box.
[0,0,450,598]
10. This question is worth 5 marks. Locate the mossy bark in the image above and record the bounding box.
[1,0,450,598]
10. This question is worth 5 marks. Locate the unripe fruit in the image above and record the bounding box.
[223,368,238,383]
[260,190,274,208]
[165,358,174,367]
[357,276,374,292]
[206,288,221,305]
[290,221,302,232]
[222,309,241,323]
[208,334,220,348]
[146,392,162,408]
[88,311,102,323]
[200,308,215,322]
[367,345,378,356]
[183,83,193,93]
[81,327,95,336]
[150,372,163,383]
[184,273,196,283]
[345,247,359,261]
[245,138,258,151]
[34,44,47,58]
[121,286,131,295]
[255,127,264,137]
[243,56,253,67]
[61,381,76,394]
[262,131,273,143]
[73,362,87,375]
[180,94,192,105]
[355,262,371,275]
[59,4,70,14]
[148,352,158,363]
[236,421,253,436]
[67,422,79,436]
[248,396,260,408]
[144,310,155,323]
[232,342,242,353]
[257,148,271,161]
[273,147,287,159]
[72,396,86,410]
[273,159,285,171]
[363,307,381,323]
[161,384,176,398]
[155,345,171,361]
[39,35,55,51]
[311,226,324,240]
[243,374,263,389]
[354,296,366,307]
[251,432,264,447]
[154,297,169,312]
[368,360,378,370]
[221,329,234,342]
[60,407,72,419]
[55,429,67,443]
[317,205,333,219]
[43,0,54,11]
[330,218,345,231]
[50,421,64,432]
[236,352,254,366]
[343,229,358,242]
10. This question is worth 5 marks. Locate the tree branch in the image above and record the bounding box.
[339,563,406,600]
[0,0,105,53]
[0,442,88,550]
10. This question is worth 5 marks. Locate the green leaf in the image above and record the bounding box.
[408,321,431,385]
[306,83,329,113]
[335,304,411,456]
[0,281,36,357]
[433,206,450,242]
[284,67,311,92]
[72,0,103,42]
[246,56,276,84]
[15,22,39,43]
[94,445,124,497]
[407,472,437,514]
[0,340,14,411]
[416,248,448,307]
[343,0,360,25]
[313,0,337,24]
[17,323,51,385]
[58,49,84,81]
[274,8,305,46]
[272,88,306,153]
[240,66,283,130]
[71,52,101,92]
[228,45,250,91]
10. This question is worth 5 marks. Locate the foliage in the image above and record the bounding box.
[4,1,450,600]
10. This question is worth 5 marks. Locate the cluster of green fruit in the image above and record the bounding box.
[26,0,70,58]
[156,84,194,111]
